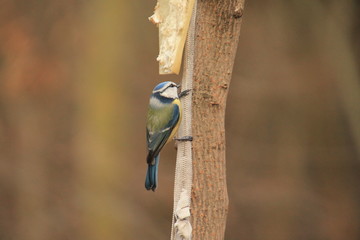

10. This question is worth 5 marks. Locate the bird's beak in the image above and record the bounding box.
[176,84,181,88]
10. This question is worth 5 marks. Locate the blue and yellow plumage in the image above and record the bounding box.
[145,81,182,191]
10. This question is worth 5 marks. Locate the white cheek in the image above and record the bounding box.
[162,87,178,98]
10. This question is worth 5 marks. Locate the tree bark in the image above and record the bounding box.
[191,0,245,239]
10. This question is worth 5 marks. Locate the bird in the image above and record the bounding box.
[145,81,182,191]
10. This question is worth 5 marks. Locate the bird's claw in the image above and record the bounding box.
[174,136,193,142]
[179,89,191,98]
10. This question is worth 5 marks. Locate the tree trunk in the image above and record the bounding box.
[191,0,245,239]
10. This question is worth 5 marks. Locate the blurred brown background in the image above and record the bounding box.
[0,0,359,240]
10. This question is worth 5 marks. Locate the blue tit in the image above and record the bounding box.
[145,81,181,191]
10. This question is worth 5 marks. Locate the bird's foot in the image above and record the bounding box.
[179,89,191,98]
[174,136,193,142]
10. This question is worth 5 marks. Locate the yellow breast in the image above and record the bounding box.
[167,98,181,144]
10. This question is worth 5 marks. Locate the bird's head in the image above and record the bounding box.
[152,81,180,99]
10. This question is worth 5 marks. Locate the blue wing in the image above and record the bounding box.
[146,104,180,165]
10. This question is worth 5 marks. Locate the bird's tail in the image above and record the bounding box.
[145,155,159,191]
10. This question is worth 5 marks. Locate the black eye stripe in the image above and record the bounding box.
[160,84,176,93]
